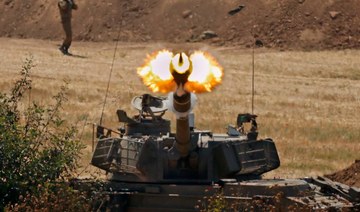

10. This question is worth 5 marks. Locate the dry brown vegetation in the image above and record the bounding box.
[0,38,359,178]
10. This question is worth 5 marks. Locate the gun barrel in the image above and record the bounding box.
[173,92,191,157]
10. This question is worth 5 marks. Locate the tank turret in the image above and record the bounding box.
[91,90,280,183]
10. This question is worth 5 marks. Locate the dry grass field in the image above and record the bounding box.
[0,38,359,179]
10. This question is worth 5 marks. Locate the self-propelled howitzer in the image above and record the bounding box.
[92,90,279,183]
[73,92,359,211]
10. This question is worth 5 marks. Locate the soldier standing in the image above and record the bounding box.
[58,0,78,55]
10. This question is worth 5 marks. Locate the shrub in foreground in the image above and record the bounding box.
[0,58,88,210]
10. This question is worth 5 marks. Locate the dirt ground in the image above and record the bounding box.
[326,160,360,187]
[1,0,360,50]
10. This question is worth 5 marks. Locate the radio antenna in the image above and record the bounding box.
[251,3,256,114]
[99,27,121,125]
[251,29,255,114]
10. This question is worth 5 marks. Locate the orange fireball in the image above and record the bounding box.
[137,50,223,93]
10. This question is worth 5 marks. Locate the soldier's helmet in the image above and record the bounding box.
[58,0,68,10]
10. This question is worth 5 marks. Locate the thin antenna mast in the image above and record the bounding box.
[251,29,255,114]
[99,28,121,125]
[251,2,258,115]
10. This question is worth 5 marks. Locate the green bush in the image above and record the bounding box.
[0,58,87,210]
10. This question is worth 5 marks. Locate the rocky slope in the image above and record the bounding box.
[1,0,360,49]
